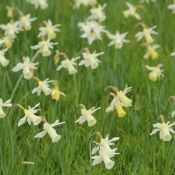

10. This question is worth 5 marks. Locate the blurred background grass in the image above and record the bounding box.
[0,0,175,174]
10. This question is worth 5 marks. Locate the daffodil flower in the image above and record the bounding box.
[20,14,36,31]
[27,0,48,9]
[32,78,53,96]
[0,36,14,49]
[31,39,57,57]
[6,6,14,18]
[145,64,164,81]
[57,57,80,75]
[0,49,9,67]
[88,4,106,23]
[12,56,38,79]
[0,98,12,118]
[79,49,104,69]
[170,51,175,57]
[78,20,105,45]
[91,135,119,169]
[75,104,100,127]
[38,20,61,40]
[123,2,142,20]
[74,0,97,9]
[0,21,21,39]
[150,116,175,141]
[107,31,130,49]
[168,1,175,14]
[106,87,132,118]
[17,103,42,126]
[135,25,158,44]
[51,81,65,101]
[34,119,65,143]
[144,44,160,60]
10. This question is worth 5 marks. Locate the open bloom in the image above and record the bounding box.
[170,51,175,57]
[51,81,65,101]
[91,135,119,169]
[78,20,105,45]
[0,36,14,49]
[12,56,38,79]
[38,20,61,40]
[123,2,141,20]
[20,14,36,31]
[106,87,132,118]
[135,25,158,44]
[0,21,21,39]
[145,64,164,81]
[144,44,160,60]
[79,49,104,69]
[168,1,175,14]
[0,49,9,67]
[27,0,48,9]
[57,57,80,75]
[74,0,97,8]
[31,39,57,57]
[75,104,100,127]
[17,103,42,126]
[32,78,53,96]
[35,119,65,143]
[150,116,175,141]
[88,4,106,22]
[0,98,12,118]
[107,31,130,49]
[141,0,156,3]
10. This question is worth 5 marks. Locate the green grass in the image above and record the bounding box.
[0,0,175,174]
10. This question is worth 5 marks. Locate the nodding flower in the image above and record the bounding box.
[32,77,54,96]
[17,103,42,126]
[27,0,48,10]
[106,86,132,118]
[20,14,36,31]
[144,44,160,60]
[150,115,175,142]
[12,56,38,79]
[91,134,119,169]
[51,81,65,101]
[35,119,65,143]
[0,49,9,67]
[74,0,97,9]
[0,98,12,118]
[145,64,164,82]
[123,2,142,20]
[75,104,100,127]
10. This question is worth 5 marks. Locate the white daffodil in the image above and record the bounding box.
[170,51,175,57]
[27,0,48,9]
[57,57,80,75]
[35,119,65,143]
[135,25,158,44]
[78,20,105,45]
[17,103,42,126]
[144,44,160,60]
[0,49,9,67]
[145,64,164,81]
[79,50,104,69]
[75,104,100,127]
[31,39,57,57]
[38,20,61,40]
[20,14,36,31]
[141,0,156,3]
[168,1,175,14]
[32,78,53,96]
[91,135,119,169]
[88,4,106,22]
[123,2,141,20]
[51,81,65,101]
[74,0,97,8]
[0,21,21,39]
[0,36,14,49]
[150,116,175,142]
[12,56,38,79]
[106,87,132,118]
[0,98,12,118]
[172,111,175,118]
[107,31,130,49]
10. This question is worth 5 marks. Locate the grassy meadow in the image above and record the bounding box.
[0,0,175,174]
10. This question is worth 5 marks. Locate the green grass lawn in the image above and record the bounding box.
[0,0,175,174]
